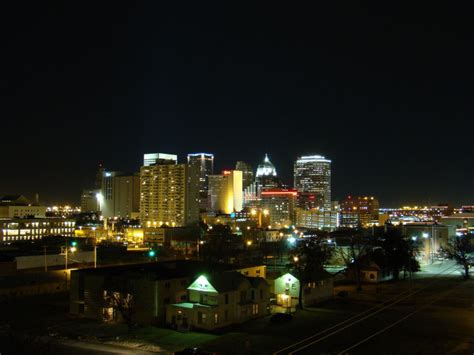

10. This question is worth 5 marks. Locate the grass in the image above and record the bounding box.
[130,326,219,351]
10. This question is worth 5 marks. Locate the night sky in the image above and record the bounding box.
[1,2,473,206]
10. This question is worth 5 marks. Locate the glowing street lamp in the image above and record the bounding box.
[293,256,299,263]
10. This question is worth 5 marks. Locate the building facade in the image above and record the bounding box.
[140,162,199,227]
[207,170,243,214]
[187,153,214,211]
[294,155,331,210]
[143,153,177,167]
[260,189,297,227]
[295,206,340,231]
[340,196,379,228]
[0,218,75,243]
[0,195,46,218]
[100,172,140,219]
[167,272,270,331]
[235,161,254,190]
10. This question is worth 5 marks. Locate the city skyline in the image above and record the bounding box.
[1,3,474,206]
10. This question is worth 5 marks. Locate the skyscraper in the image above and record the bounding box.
[294,155,332,210]
[140,161,199,227]
[143,152,177,167]
[187,153,214,211]
[100,172,140,219]
[207,170,243,214]
[235,161,254,190]
[243,154,281,207]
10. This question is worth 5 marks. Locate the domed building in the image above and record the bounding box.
[256,154,277,178]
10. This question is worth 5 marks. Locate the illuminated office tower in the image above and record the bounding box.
[143,152,177,167]
[207,170,243,214]
[140,161,199,227]
[294,155,332,210]
[235,161,254,190]
[100,172,140,219]
[187,153,214,211]
[261,188,297,227]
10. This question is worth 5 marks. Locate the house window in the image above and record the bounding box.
[260,289,263,299]
[165,282,171,289]
[180,294,187,301]
[256,269,261,275]
[225,309,229,321]
[240,291,246,303]
[214,313,219,324]
[251,290,255,300]
[164,297,170,304]
[252,304,259,315]
[225,294,229,304]
[198,312,206,324]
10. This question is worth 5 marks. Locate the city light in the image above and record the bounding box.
[288,237,296,244]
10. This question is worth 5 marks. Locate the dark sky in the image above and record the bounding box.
[1,2,473,206]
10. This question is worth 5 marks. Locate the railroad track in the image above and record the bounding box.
[273,263,461,355]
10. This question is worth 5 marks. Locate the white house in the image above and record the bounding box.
[166,272,270,330]
[273,270,333,309]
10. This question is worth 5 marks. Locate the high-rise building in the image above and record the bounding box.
[235,161,254,190]
[143,153,178,167]
[242,154,283,208]
[207,170,243,214]
[187,153,214,211]
[140,161,199,227]
[100,172,140,219]
[294,155,332,210]
[261,188,297,227]
[340,196,379,228]
[81,189,100,213]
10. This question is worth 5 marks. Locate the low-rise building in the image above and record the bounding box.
[0,195,46,218]
[166,272,270,330]
[0,218,75,244]
[70,261,267,326]
[273,271,333,309]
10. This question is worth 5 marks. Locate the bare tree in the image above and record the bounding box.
[442,235,471,280]
[103,277,136,333]
[335,234,372,291]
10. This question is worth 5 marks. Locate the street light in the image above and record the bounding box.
[293,256,299,263]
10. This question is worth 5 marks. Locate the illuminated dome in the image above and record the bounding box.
[256,154,277,177]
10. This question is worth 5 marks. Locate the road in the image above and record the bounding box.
[274,262,474,355]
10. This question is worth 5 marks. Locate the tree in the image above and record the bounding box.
[335,233,372,291]
[289,237,332,309]
[442,235,471,280]
[103,276,136,333]
[379,229,419,280]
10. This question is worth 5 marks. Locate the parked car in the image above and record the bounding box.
[270,312,293,323]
